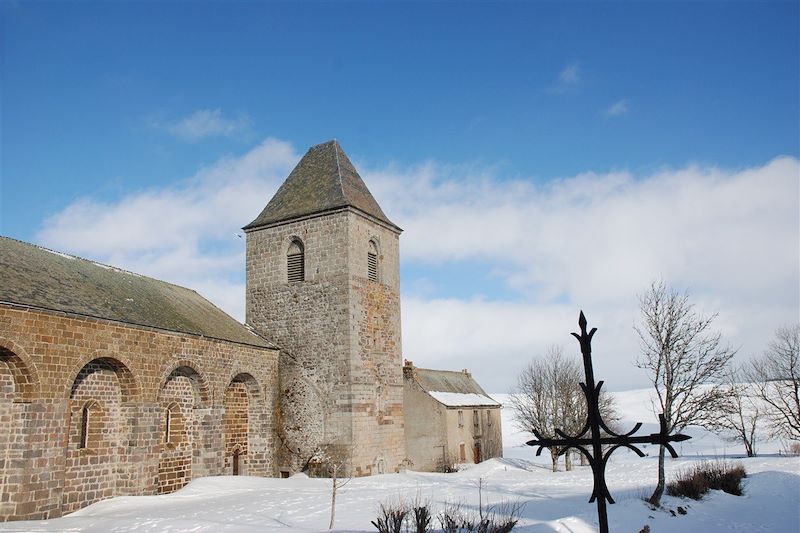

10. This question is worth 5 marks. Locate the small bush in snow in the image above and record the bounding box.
[667,459,746,500]
[410,502,433,533]
[371,503,408,533]
[437,500,520,533]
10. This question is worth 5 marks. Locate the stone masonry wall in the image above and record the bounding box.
[63,360,125,514]
[157,375,195,494]
[223,379,249,475]
[402,375,448,472]
[347,213,405,475]
[444,406,503,465]
[246,210,354,472]
[0,304,279,522]
[246,208,406,476]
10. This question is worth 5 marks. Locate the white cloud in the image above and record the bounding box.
[604,99,629,117]
[547,62,581,94]
[36,139,799,392]
[37,138,299,320]
[157,109,253,142]
[559,63,580,85]
[367,156,799,391]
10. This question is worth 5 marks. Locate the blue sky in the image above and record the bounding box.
[1,1,798,391]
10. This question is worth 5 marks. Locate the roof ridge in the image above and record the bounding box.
[333,139,345,198]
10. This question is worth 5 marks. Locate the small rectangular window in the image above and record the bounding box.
[458,410,464,427]
[367,252,378,282]
[473,410,479,427]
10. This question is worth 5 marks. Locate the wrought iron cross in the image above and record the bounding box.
[525,312,690,533]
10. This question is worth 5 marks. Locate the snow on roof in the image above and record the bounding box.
[427,391,501,407]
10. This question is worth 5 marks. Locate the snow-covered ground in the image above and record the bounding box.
[2,389,798,532]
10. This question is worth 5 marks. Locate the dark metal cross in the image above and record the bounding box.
[525,312,690,533]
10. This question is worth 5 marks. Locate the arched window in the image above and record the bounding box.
[163,402,184,446]
[78,401,101,449]
[164,407,172,443]
[287,239,305,283]
[367,240,379,282]
[79,403,90,449]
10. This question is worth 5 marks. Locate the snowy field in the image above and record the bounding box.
[2,389,798,532]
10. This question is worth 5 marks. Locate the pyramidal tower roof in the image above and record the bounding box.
[243,140,400,232]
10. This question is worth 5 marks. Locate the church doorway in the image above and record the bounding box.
[232,448,240,476]
[474,441,482,463]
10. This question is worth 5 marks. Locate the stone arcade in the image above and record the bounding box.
[0,140,500,521]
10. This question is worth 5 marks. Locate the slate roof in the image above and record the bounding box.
[0,236,273,349]
[412,367,500,408]
[243,140,400,232]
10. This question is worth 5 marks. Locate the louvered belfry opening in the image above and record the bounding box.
[367,240,379,282]
[287,239,305,283]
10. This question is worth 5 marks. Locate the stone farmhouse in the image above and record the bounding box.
[403,362,502,472]
[0,140,501,522]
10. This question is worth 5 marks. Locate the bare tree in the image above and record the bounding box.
[308,447,353,529]
[510,346,617,472]
[635,279,735,507]
[510,346,577,472]
[709,366,761,457]
[746,324,800,441]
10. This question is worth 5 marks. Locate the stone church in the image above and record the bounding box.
[0,140,500,522]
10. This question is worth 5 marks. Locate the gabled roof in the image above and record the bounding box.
[0,236,274,349]
[410,367,500,408]
[243,140,400,232]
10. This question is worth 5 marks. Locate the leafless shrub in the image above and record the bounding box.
[667,459,746,500]
[437,499,522,533]
[784,441,800,456]
[410,494,433,533]
[371,503,408,533]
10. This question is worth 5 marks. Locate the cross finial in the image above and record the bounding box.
[525,312,691,533]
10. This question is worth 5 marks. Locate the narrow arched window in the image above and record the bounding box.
[79,403,90,449]
[164,407,172,444]
[287,239,305,283]
[367,240,379,282]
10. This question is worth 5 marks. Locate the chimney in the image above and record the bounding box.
[403,360,415,378]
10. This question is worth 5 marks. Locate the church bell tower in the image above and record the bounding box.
[243,140,405,476]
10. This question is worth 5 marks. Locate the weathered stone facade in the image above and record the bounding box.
[246,209,405,476]
[244,140,406,476]
[403,364,503,472]
[0,304,278,521]
[0,139,500,522]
